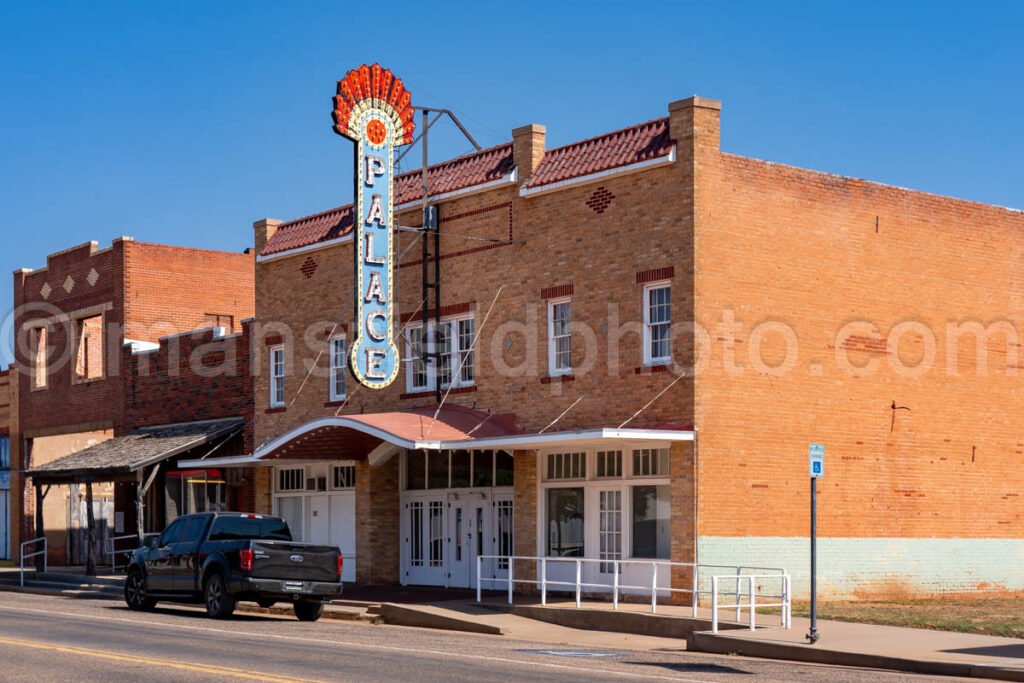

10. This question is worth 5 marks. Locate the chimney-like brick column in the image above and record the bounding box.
[253,218,283,254]
[668,96,721,155]
[512,124,546,183]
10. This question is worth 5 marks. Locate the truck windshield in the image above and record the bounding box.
[208,516,292,541]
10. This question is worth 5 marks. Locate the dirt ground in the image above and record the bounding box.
[788,596,1024,638]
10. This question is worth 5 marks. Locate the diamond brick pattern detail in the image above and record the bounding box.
[63,275,75,293]
[40,282,52,300]
[300,257,319,279]
[87,268,100,287]
[586,186,616,214]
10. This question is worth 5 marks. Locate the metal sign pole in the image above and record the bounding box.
[808,475,819,643]
[807,442,823,644]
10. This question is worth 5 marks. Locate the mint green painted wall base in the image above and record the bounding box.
[698,536,1024,599]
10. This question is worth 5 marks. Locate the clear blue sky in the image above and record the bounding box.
[2,1,1022,367]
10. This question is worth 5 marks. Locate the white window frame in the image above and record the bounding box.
[29,325,48,390]
[331,464,356,490]
[275,466,305,493]
[328,335,347,402]
[547,297,572,377]
[269,345,286,408]
[537,446,672,562]
[403,314,476,394]
[642,281,672,366]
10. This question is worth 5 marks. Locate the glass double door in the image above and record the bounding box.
[402,490,513,588]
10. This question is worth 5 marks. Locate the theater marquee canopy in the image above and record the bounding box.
[181,406,693,468]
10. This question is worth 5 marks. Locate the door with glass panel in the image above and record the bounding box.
[403,495,447,586]
[447,497,486,588]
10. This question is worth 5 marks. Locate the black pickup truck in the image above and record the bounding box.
[124,512,343,621]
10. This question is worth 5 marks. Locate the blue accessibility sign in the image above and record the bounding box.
[809,443,825,479]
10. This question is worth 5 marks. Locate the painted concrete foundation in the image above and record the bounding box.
[699,536,1024,600]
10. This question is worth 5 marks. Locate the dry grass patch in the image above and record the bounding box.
[788,597,1024,638]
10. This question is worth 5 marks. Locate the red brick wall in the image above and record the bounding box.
[123,322,254,454]
[14,240,127,435]
[694,131,1024,541]
[123,241,255,342]
[0,371,10,435]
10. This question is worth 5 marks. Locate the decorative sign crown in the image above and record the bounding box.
[332,64,416,144]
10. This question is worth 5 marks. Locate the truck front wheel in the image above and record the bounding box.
[204,573,236,619]
[124,570,157,611]
[294,600,324,622]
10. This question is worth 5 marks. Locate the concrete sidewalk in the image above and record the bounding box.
[689,614,1024,681]
[386,597,1024,679]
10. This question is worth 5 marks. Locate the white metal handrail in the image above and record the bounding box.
[475,554,789,626]
[107,534,157,572]
[711,574,792,633]
[19,537,47,588]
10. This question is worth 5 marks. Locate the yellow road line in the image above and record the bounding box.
[0,635,321,683]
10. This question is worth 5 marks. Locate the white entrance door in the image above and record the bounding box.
[306,495,329,544]
[329,493,356,582]
[595,489,623,586]
[403,495,447,586]
[448,497,487,589]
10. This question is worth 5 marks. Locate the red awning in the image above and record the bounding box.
[248,405,517,462]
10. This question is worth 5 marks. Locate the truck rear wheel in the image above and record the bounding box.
[124,570,157,611]
[204,573,236,619]
[294,600,324,622]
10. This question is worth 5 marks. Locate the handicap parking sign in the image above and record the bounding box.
[809,443,825,478]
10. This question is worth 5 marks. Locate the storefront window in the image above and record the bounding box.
[427,451,449,489]
[406,450,426,490]
[631,485,670,559]
[450,450,471,488]
[547,488,584,557]
[165,470,226,523]
[472,450,493,487]
[495,450,514,487]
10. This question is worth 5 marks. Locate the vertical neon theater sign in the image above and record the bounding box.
[332,65,415,389]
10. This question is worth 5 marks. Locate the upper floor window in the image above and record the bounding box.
[30,326,48,390]
[404,315,475,393]
[74,314,104,382]
[329,336,347,402]
[269,345,286,408]
[0,437,9,469]
[643,282,671,365]
[548,298,572,376]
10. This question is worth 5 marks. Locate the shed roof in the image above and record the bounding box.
[29,418,244,482]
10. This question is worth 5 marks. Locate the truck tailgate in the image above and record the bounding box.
[250,541,340,583]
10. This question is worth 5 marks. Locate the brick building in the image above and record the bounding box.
[0,370,12,559]
[189,92,1024,600]
[11,238,255,565]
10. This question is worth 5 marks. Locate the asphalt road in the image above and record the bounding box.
[0,592,969,682]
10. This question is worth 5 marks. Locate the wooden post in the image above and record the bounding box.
[85,481,97,576]
[34,484,44,571]
[135,470,145,543]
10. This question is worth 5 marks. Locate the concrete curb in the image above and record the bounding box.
[687,632,1024,682]
[0,583,119,600]
[511,604,740,638]
[379,603,506,636]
